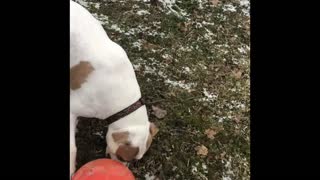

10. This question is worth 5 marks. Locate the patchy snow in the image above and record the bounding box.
[132,39,143,51]
[92,131,103,138]
[204,28,215,41]
[223,4,237,12]
[240,0,250,6]
[144,173,156,180]
[202,163,208,174]
[238,47,246,54]
[159,0,188,18]
[191,165,198,174]
[197,0,204,9]
[165,79,197,92]
[202,21,215,26]
[75,0,88,7]
[132,4,140,9]
[198,63,207,70]
[110,24,125,33]
[196,22,203,29]
[75,0,100,10]
[93,2,100,9]
[92,13,109,25]
[162,54,172,60]
[132,63,141,71]
[136,10,150,16]
[222,157,235,180]
[183,66,191,73]
[199,88,218,102]
[222,177,232,180]
[172,166,178,171]
[124,25,165,38]
[178,46,193,52]
[239,0,250,16]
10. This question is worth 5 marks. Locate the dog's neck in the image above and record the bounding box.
[108,105,149,130]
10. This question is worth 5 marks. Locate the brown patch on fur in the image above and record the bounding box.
[70,61,94,90]
[112,131,129,143]
[116,144,139,161]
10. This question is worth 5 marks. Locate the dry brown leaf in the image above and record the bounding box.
[220,151,226,160]
[204,128,217,139]
[152,105,167,119]
[234,115,241,123]
[142,40,159,50]
[210,0,220,6]
[195,145,208,156]
[232,70,242,79]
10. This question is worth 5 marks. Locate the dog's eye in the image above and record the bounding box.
[124,142,131,146]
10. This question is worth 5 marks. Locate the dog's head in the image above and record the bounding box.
[106,122,159,162]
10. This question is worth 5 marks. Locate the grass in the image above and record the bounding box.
[74,0,250,179]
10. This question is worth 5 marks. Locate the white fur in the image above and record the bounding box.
[70,0,150,177]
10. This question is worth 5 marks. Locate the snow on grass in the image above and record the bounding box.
[222,157,235,180]
[197,0,204,9]
[178,46,193,52]
[202,21,215,26]
[133,57,168,78]
[165,79,197,92]
[203,27,215,41]
[191,162,208,180]
[75,0,88,7]
[199,88,218,102]
[223,4,237,12]
[92,13,109,25]
[110,24,125,33]
[136,10,150,16]
[240,0,250,17]
[92,131,103,138]
[123,24,166,38]
[159,0,189,18]
[144,173,156,180]
[75,0,100,10]
[182,66,191,74]
[92,2,100,9]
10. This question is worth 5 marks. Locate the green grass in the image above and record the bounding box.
[75,0,250,179]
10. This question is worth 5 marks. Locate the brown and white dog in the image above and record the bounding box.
[70,0,158,176]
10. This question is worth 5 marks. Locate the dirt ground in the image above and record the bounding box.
[74,0,250,179]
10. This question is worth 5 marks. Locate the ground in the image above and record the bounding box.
[74,0,250,179]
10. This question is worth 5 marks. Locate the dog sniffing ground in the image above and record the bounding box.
[74,0,250,179]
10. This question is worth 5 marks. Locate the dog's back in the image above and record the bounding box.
[70,1,141,119]
[70,0,110,67]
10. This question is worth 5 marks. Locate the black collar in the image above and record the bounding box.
[78,98,145,125]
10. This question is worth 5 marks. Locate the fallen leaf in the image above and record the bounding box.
[177,22,187,32]
[232,70,242,79]
[204,128,217,139]
[220,151,226,160]
[210,0,220,6]
[152,105,167,119]
[195,145,208,156]
[234,115,241,123]
[142,40,159,50]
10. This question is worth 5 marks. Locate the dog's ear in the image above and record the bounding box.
[149,122,159,137]
[112,131,129,143]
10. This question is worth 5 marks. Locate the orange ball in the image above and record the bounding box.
[72,158,135,180]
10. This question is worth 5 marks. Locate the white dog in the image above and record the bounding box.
[70,0,159,176]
